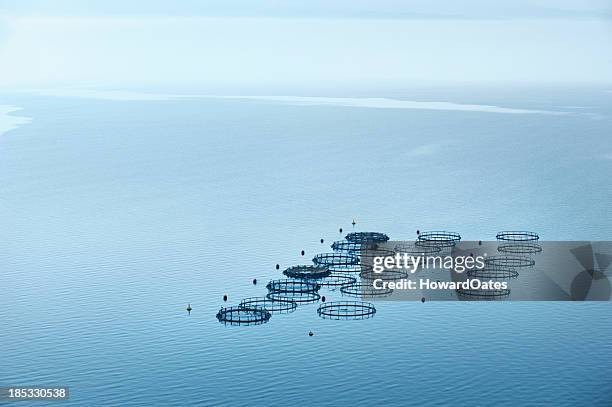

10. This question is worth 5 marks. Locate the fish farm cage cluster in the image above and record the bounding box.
[216,229,542,324]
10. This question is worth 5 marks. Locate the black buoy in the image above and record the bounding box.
[478,240,482,246]
[417,229,420,235]
[321,295,326,302]
[352,219,356,226]
[339,227,343,233]
[301,250,305,256]
[252,278,257,285]
[223,294,228,302]
[421,297,426,303]
[320,238,324,244]
[186,303,192,314]
[308,331,314,337]
[276,264,280,270]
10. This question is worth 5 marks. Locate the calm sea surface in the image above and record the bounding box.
[1,87,612,406]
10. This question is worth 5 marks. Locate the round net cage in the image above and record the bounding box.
[316,273,358,287]
[497,242,542,255]
[266,291,321,303]
[496,231,539,242]
[456,288,511,300]
[283,265,331,280]
[345,232,390,244]
[317,301,377,320]
[484,255,535,269]
[417,231,461,248]
[327,263,373,274]
[313,253,360,268]
[216,306,272,326]
[466,266,519,280]
[341,282,393,297]
[359,268,410,281]
[394,242,441,256]
[331,240,378,253]
[355,248,396,261]
[239,297,298,314]
[266,279,320,293]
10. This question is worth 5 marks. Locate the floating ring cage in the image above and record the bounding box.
[316,273,358,287]
[317,301,377,320]
[497,242,542,255]
[341,282,393,297]
[466,266,519,280]
[331,240,378,253]
[239,297,298,314]
[216,306,272,326]
[345,232,389,244]
[496,231,539,242]
[355,248,396,261]
[267,279,320,293]
[266,291,320,303]
[456,288,511,300]
[394,242,441,256]
[417,231,461,248]
[283,265,331,280]
[327,263,373,274]
[485,255,535,268]
[313,253,360,267]
[359,268,410,281]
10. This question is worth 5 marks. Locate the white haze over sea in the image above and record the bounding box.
[0,105,31,137]
[30,89,567,115]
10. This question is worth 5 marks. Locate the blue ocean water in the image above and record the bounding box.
[1,87,611,406]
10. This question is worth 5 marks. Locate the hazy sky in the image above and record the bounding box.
[0,0,611,89]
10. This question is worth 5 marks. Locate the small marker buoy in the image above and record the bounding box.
[421,297,426,303]
[478,240,482,246]
[308,331,314,337]
[253,278,257,285]
[223,294,228,302]
[276,264,280,270]
[320,238,324,244]
[352,219,356,226]
[321,295,326,302]
[339,228,343,233]
[186,303,192,314]
[417,229,420,235]
[470,253,473,257]
[301,250,305,256]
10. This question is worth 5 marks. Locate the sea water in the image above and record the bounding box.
[1,87,611,406]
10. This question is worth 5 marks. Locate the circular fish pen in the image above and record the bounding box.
[496,231,539,242]
[313,253,360,268]
[216,306,272,326]
[456,288,511,300]
[466,266,519,280]
[345,232,389,244]
[283,265,331,280]
[395,242,441,256]
[239,297,298,314]
[355,248,396,261]
[327,263,373,274]
[316,273,358,287]
[497,242,542,255]
[484,255,535,269]
[417,231,461,248]
[317,301,377,320]
[266,279,320,293]
[359,268,410,281]
[341,282,393,297]
[266,291,321,303]
[331,240,378,253]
